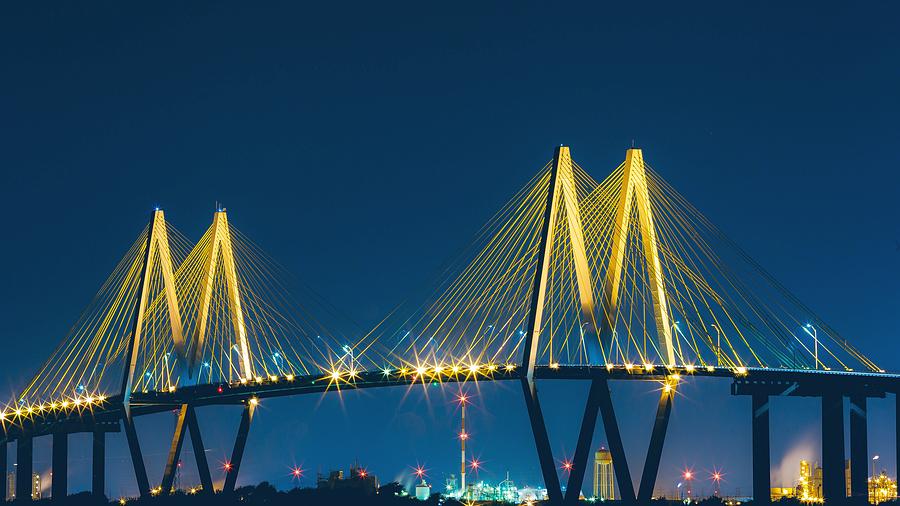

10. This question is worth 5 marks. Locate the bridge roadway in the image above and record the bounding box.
[3,364,897,440]
[1,364,897,503]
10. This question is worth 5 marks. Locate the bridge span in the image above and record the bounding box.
[2,145,896,504]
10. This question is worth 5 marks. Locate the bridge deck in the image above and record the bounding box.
[3,364,897,441]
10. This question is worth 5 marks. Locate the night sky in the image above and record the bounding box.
[2,2,899,499]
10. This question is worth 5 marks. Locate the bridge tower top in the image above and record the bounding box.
[601,147,675,366]
[189,209,254,383]
[522,146,676,376]
[522,145,597,380]
[121,209,187,406]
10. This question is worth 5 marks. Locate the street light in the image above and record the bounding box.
[341,345,354,371]
[803,324,819,369]
[711,324,721,366]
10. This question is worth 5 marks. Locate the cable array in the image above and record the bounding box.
[14,149,882,406]
[16,214,368,405]
[357,153,880,373]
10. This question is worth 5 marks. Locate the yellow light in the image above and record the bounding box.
[684,364,695,373]
[624,363,634,371]
[249,397,259,406]
[14,409,22,417]
[50,402,58,410]
[97,394,106,402]
[735,366,748,376]
[255,376,263,383]
[487,364,497,372]
[269,375,278,382]
[168,385,176,392]
[60,400,69,408]
[670,373,681,381]
[505,364,515,372]
[451,365,461,374]
[330,370,341,381]
[119,498,127,505]
[416,366,427,376]
[86,396,95,404]
[643,363,654,371]
[468,363,479,374]
[549,362,560,369]
[663,384,672,393]
[706,365,715,372]
[433,364,444,374]
[240,378,248,384]
[285,374,295,381]
[399,367,409,375]
[348,369,358,378]
[605,363,614,371]
[73,398,82,406]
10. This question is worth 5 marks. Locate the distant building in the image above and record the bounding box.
[771,487,796,501]
[772,459,853,502]
[517,486,548,502]
[800,459,823,500]
[593,447,615,500]
[847,459,852,498]
[6,472,42,500]
[497,472,517,503]
[415,480,431,500]
[444,474,458,496]
[869,471,898,504]
[32,473,41,500]
[316,462,377,495]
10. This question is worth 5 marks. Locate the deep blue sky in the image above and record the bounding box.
[2,2,899,499]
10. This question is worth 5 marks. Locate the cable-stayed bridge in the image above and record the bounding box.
[1,146,894,504]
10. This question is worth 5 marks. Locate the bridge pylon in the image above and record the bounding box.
[163,209,252,496]
[601,148,675,367]
[520,146,594,504]
[189,209,254,383]
[121,209,187,407]
[120,209,189,497]
[520,146,682,504]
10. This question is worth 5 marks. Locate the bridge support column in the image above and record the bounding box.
[564,378,634,504]
[161,405,213,495]
[849,394,868,505]
[521,379,563,503]
[51,433,68,500]
[16,435,33,501]
[637,382,675,503]
[752,393,771,505]
[564,379,605,504]
[223,402,255,494]
[122,414,150,497]
[186,407,214,494]
[821,393,846,503]
[161,405,190,493]
[92,430,105,498]
[596,378,635,503]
